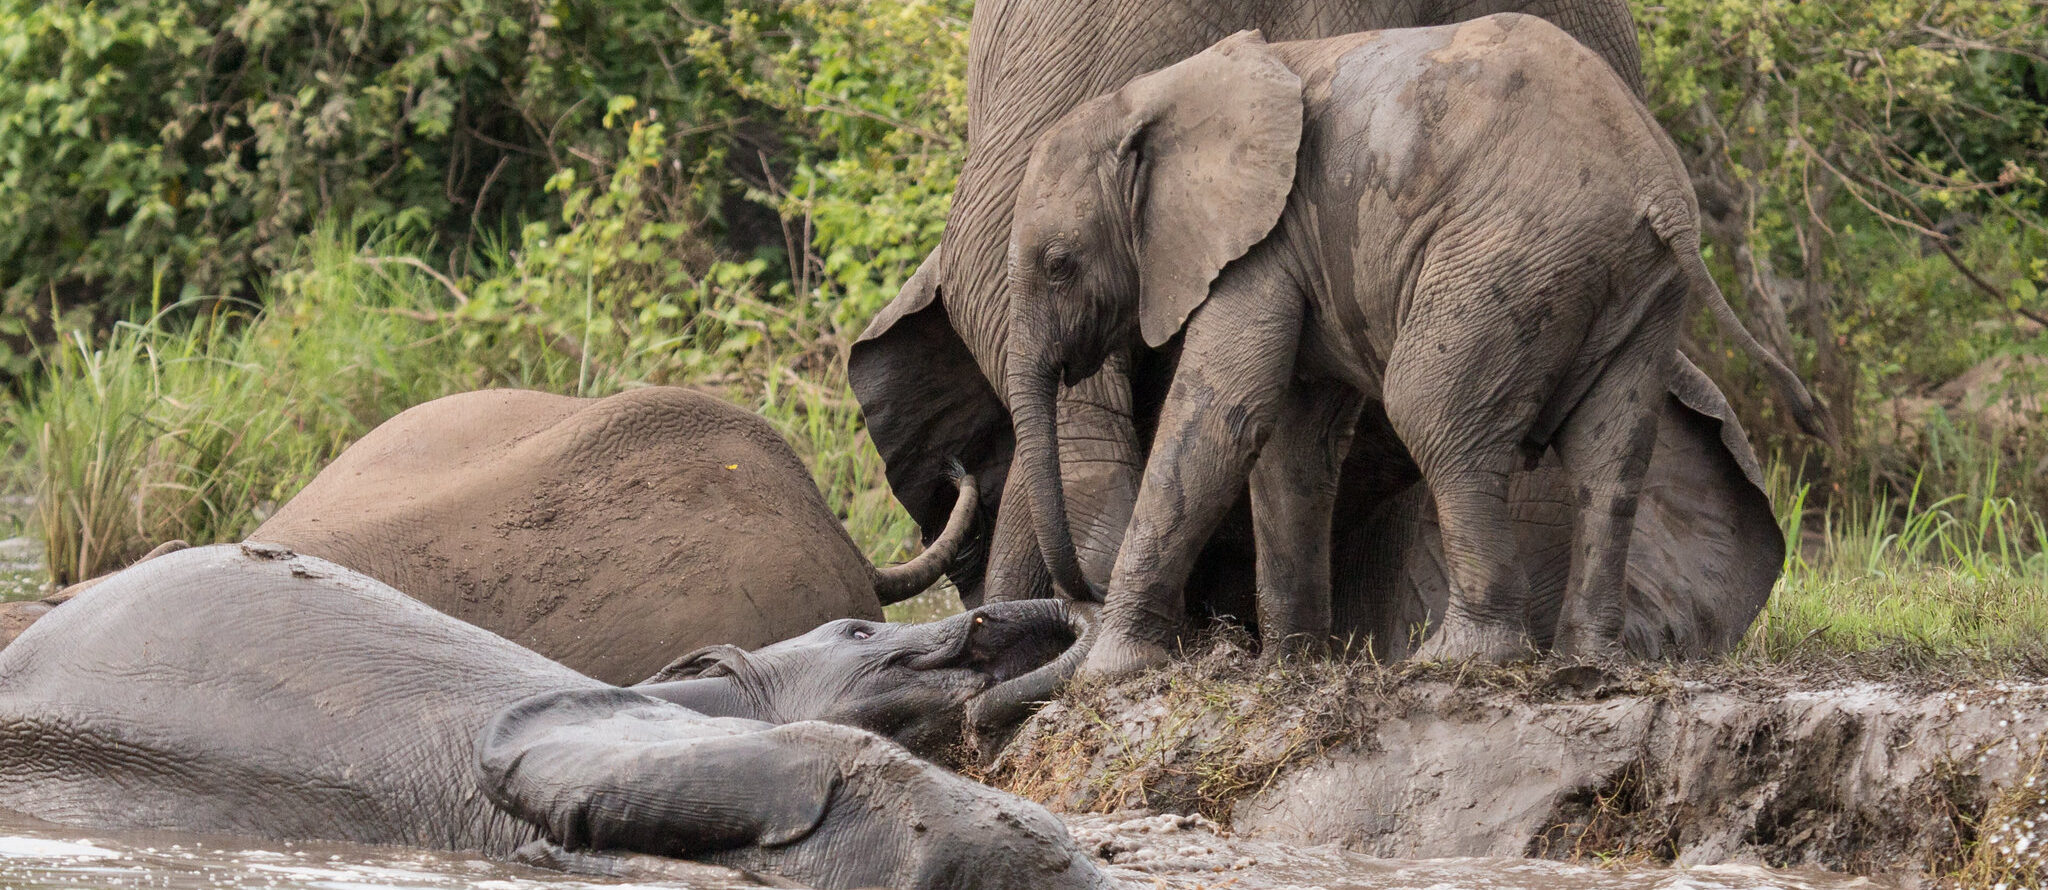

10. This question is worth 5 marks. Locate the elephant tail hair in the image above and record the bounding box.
[1659,215,1837,447]
[872,466,979,605]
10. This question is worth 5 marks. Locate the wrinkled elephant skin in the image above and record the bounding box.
[0,544,1107,890]
[850,0,1648,609]
[253,387,974,686]
[1000,21,1783,671]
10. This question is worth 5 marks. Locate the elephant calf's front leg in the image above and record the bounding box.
[1084,274,1306,680]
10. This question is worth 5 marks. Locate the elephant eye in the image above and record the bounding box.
[1043,246,1077,284]
[844,623,874,641]
[852,629,872,640]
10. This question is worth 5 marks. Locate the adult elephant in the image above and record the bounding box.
[0,543,1105,890]
[850,0,1816,658]
[252,387,977,686]
[852,0,1654,603]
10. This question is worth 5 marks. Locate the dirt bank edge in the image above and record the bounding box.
[984,645,2048,884]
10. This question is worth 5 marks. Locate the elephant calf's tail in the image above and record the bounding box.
[872,469,979,605]
[1661,218,1837,446]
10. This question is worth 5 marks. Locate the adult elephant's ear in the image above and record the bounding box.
[1118,31,1304,348]
[848,249,1010,596]
[635,644,749,684]
[1617,355,1784,657]
[476,689,836,852]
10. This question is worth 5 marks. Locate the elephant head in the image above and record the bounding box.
[1002,33,1303,599]
[636,598,1094,761]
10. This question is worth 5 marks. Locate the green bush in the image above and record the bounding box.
[1639,0,2048,467]
[0,0,750,377]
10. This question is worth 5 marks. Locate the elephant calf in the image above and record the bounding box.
[253,386,978,685]
[0,544,1105,890]
[1000,16,1825,674]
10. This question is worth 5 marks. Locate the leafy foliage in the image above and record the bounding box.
[0,0,749,377]
[1640,0,2048,468]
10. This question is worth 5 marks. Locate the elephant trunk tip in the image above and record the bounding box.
[964,599,1098,759]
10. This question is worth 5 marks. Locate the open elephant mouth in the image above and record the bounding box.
[952,600,1099,755]
[968,609,1082,684]
[906,600,1084,690]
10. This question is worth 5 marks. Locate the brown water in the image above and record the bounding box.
[0,808,1892,890]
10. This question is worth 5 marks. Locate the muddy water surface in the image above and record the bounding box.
[0,808,1890,890]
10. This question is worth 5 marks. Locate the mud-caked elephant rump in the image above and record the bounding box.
[0,544,1108,890]
[252,387,978,685]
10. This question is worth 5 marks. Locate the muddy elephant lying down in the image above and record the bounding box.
[0,544,1106,890]
[253,386,980,686]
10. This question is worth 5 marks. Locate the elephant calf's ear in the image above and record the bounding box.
[1119,30,1305,347]
[636,644,749,685]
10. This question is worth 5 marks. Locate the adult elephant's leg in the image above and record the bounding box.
[1056,352,1144,586]
[1551,277,1686,656]
[1248,380,1364,660]
[982,472,1052,605]
[1328,402,1431,659]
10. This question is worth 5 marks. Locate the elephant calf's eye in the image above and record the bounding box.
[851,628,873,640]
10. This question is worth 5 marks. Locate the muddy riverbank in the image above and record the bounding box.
[988,643,2048,888]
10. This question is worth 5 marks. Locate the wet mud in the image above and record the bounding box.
[991,645,2048,887]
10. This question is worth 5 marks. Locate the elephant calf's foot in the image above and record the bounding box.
[1413,618,1532,664]
[1078,635,1172,682]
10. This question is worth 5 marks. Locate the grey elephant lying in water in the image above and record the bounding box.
[0,543,1107,890]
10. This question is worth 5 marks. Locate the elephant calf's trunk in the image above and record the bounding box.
[964,601,1097,757]
[873,471,979,605]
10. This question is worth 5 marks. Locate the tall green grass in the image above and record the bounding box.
[1743,428,2048,666]
[3,239,476,585]
[0,223,923,591]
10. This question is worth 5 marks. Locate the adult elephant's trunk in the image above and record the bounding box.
[964,600,1097,755]
[1005,309,1097,604]
[873,470,979,605]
